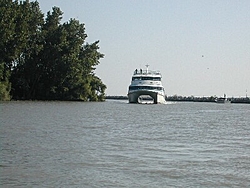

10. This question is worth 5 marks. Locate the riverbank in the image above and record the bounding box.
[105,95,250,104]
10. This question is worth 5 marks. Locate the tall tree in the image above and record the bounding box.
[0,0,44,100]
[10,0,44,99]
[1,1,106,101]
[0,0,18,100]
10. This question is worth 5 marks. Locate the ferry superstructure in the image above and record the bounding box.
[215,94,231,104]
[127,65,166,104]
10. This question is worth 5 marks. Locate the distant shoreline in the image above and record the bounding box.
[105,95,250,104]
[5,96,249,104]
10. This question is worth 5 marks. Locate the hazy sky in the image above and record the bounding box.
[38,0,250,97]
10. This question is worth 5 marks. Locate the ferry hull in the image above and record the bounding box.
[215,98,231,104]
[128,90,166,104]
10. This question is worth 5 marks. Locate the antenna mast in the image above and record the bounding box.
[145,64,149,74]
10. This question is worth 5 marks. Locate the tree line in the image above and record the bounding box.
[0,0,106,101]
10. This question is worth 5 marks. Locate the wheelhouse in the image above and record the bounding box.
[129,86,164,91]
[132,76,161,81]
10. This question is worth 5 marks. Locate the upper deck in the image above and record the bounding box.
[133,69,161,77]
[131,68,162,82]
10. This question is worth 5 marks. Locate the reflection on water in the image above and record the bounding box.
[1,101,250,187]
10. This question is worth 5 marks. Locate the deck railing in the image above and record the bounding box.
[133,69,161,75]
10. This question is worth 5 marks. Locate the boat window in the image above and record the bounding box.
[132,77,141,81]
[132,77,161,81]
[129,86,163,91]
[143,77,161,81]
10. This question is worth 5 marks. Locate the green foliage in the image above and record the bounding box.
[0,62,11,100]
[0,0,106,101]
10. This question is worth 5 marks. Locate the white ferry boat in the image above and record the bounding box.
[215,94,231,104]
[127,65,166,104]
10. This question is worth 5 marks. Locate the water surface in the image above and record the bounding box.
[1,101,250,187]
